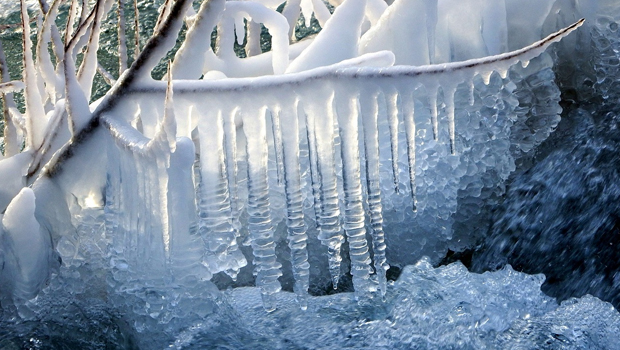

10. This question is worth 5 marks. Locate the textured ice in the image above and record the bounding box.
[2,256,619,349]
[180,259,620,349]
[0,0,618,348]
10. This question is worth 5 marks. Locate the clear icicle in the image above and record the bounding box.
[197,109,246,278]
[304,90,344,289]
[444,84,458,155]
[223,107,241,232]
[242,106,282,312]
[335,90,372,297]
[402,89,417,211]
[305,109,323,228]
[270,108,285,186]
[360,88,388,296]
[427,84,440,141]
[385,89,400,193]
[279,100,310,310]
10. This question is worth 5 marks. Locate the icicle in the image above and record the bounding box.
[197,108,246,278]
[521,59,530,68]
[279,99,310,310]
[161,63,177,152]
[480,70,493,85]
[223,107,240,232]
[242,106,282,312]
[402,89,417,211]
[21,0,47,150]
[360,88,388,296]
[427,84,439,141]
[444,84,457,155]
[498,67,508,79]
[335,90,372,297]
[385,89,400,193]
[304,89,344,289]
[468,79,475,106]
[305,108,323,228]
[270,108,285,186]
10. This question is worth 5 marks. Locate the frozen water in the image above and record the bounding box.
[0,0,618,348]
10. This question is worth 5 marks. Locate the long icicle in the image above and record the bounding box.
[360,88,388,296]
[402,89,417,211]
[243,106,282,312]
[197,107,246,279]
[305,109,323,228]
[307,89,344,289]
[385,88,400,193]
[335,90,372,298]
[279,99,310,310]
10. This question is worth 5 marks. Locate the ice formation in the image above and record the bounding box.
[0,0,618,347]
